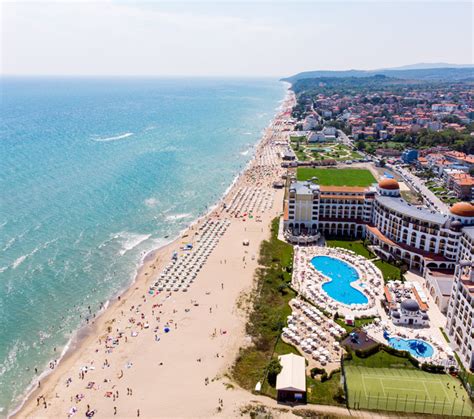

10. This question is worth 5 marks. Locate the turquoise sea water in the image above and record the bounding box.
[311,256,369,305]
[0,77,285,414]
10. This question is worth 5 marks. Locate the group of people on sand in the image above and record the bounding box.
[28,102,294,418]
[56,277,233,417]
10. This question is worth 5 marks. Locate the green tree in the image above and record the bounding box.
[356,141,366,151]
[267,358,283,386]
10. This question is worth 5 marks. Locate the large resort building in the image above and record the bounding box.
[445,229,474,371]
[284,177,474,370]
[284,178,474,273]
[285,183,374,240]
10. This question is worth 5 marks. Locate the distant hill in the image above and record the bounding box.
[377,63,474,71]
[282,66,474,84]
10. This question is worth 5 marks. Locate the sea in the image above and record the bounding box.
[0,77,286,415]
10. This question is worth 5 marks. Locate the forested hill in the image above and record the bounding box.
[282,67,474,84]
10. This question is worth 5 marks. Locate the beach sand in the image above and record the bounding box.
[15,93,314,418]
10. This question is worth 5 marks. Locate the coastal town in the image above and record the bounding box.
[16,72,474,418]
[3,0,474,417]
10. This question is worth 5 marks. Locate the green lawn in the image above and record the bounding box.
[293,148,308,161]
[336,317,376,333]
[345,366,474,416]
[373,260,402,282]
[297,168,376,187]
[350,151,363,160]
[347,350,416,369]
[326,239,374,259]
[326,239,402,282]
[307,373,345,406]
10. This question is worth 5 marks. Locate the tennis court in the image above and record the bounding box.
[345,366,474,417]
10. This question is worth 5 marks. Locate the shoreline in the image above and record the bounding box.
[13,87,295,418]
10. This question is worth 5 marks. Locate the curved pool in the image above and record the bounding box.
[387,337,434,358]
[311,256,368,305]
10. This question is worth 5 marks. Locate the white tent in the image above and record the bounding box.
[276,353,306,392]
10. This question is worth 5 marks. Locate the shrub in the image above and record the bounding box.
[355,343,381,358]
[267,358,282,386]
[310,367,326,378]
[277,284,287,295]
[380,345,421,366]
[421,363,445,374]
[343,349,353,361]
[320,372,329,382]
[333,386,346,403]
[409,356,420,368]
[382,345,409,358]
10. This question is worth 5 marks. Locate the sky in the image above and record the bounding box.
[1,1,473,77]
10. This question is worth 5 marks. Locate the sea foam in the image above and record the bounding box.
[92,132,134,142]
[115,232,152,256]
[165,213,193,222]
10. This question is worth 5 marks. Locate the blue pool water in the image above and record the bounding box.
[388,337,434,358]
[311,256,368,305]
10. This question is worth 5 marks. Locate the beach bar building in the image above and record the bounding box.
[276,353,306,403]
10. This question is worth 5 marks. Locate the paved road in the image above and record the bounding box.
[388,164,450,214]
[337,129,353,147]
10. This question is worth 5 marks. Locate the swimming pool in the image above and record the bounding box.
[387,337,434,358]
[311,256,368,305]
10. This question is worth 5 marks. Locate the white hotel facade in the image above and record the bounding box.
[445,230,474,371]
[284,178,474,370]
[285,178,474,273]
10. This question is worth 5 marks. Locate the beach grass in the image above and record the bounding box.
[296,168,376,187]
[232,218,295,390]
[232,218,345,407]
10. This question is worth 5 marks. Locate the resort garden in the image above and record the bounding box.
[296,168,376,187]
[326,238,404,282]
[231,217,474,416]
[290,138,363,163]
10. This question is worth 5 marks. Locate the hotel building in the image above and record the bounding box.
[285,183,374,239]
[284,178,474,370]
[445,229,474,371]
[284,178,474,274]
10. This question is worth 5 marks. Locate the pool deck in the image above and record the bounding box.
[289,245,456,369]
[365,274,455,365]
[292,246,384,318]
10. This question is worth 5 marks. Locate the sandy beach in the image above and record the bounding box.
[15,91,300,418]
